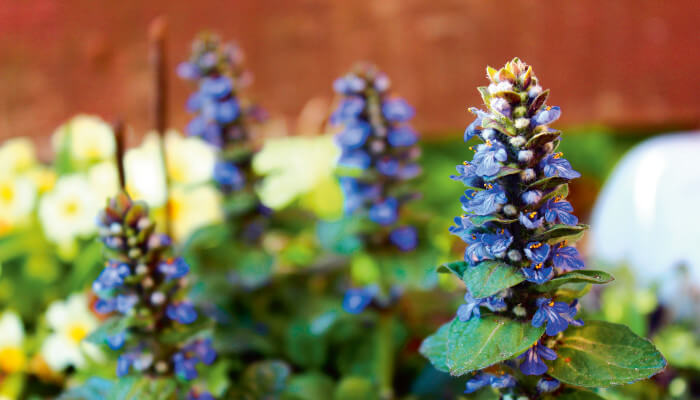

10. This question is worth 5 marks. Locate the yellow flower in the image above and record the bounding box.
[40,293,102,372]
[164,131,216,185]
[169,185,222,242]
[253,135,340,210]
[52,115,115,162]
[124,134,168,207]
[0,176,37,236]
[27,166,57,194]
[0,311,25,374]
[88,161,120,204]
[0,138,37,174]
[38,175,100,243]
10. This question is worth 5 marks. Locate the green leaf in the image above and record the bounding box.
[419,320,451,373]
[469,215,517,227]
[546,388,606,400]
[485,166,521,181]
[539,183,569,205]
[548,321,666,387]
[528,89,550,115]
[526,129,561,149]
[58,377,114,400]
[527,176,570,190]
[436,261,468,279]
[285,321,327,368]
[446,316,544,376]
[463,261,524,299]
[235,249,275,289]
[534,270,614,292]
[536,224,588,244]
[333,376,379,400]
[284,372,335,400]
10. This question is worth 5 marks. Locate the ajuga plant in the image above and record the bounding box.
[420,59,666,399]
[89,192,215,399]
[330,63,423,313]
[178,33,271,258]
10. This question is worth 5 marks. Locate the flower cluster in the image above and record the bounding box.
[332,64,421,252]
[93,192,214,394]
[451,59,586,395]
[331,65,421,314]
[179,33,269,245]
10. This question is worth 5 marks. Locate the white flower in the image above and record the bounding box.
[40,293,102,371]
[164,131,216,185]
[488,81,513,94]
[0,311,25,374]
[88,161,120,204]
[0,138,37,174]
[124,134,167,206]
[253,135,340,209]
[52,115,115,162]
[39,175,100,243]
[169,185,222,242]
[0,176,37,235]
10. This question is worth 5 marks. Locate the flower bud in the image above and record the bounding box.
[509,136,526,147]
[503,204,518,217]
[507,249,522,262]
[518,150,534,163]
[521,168,536,182]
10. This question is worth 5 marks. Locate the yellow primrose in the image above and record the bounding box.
[0,176,37,236]
[164,131,216,186]
[88,161,120,204]
[40,293,102,372]
[124,134,168,207]
[0,138,36,174]
[253,135,340,210]
[169,185,223,242]
[0,311,25,374]
[38,174,100,243]
[52,115,115,163]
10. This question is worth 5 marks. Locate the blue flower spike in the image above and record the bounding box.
[422,59,602,397]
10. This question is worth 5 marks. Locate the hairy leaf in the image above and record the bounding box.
[419,320,451,373]
[464,260,524,299]
[534,270,614,292]
[548,321,666,387]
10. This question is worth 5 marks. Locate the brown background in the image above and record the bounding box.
[1,0,699,154]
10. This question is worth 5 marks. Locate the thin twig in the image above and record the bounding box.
[112,119,126,190]
[148,16,173,238]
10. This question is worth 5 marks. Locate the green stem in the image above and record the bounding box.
[375,311,395,399]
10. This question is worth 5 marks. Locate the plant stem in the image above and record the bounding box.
[376,311,395,399]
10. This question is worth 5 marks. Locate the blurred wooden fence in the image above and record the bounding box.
[1,0,699,154]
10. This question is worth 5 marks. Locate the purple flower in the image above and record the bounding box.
[522,190,543,205]
[116,294,138,314]
[369,197,399,226]
[376,157,400,177]
[343,285,379,314]
[551,243,584,271]
[461,184,507,216]
[451,162,481,188]
[519,343,557,375]
[490,97,511,117]
[188,391,215,400]
[173,352,199,380]
[338,149,371,170]
[524,242,550,263]
[537,377,561,393]
[92,261,131,292]
[382,98,414,122]
[464,373,491,394]
[213,161,245,190]
[532,298,572,335]
[490,373,516,389]
[333,74,366,94]
[331,97,365,124]
[472,140,508,177]
[540,153,581,179]
[106,332,126,350]
[398,163,421,180]
[448,215,474,242]
[522,262,554,284]
[542,198,578,226]
[390,226,418,251]
[177,62,200,80]
[335,121,371,150]
[158,257,190,281]
[533,106,561,126]
[457,291,506,322]
[387,126,418,147]
[200,76,233,99]
[519,211,544,229]
[166,302,198,324]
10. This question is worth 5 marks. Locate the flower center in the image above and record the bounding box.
[0,183,14,203]
[0,347,26,373]
[530,243,542,249]
[68,324,89,344]
[534,263,543,270]
[548,300,555,307]
[553,152,563,159]
[484,183,493,190]
[62,199,81,217]
[529,211,537,219]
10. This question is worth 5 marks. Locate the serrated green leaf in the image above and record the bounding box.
[463,260,524,299]
[418,320,450,373]
[534,270,614,292]
[548,321,666,387]
[446,316,545,376]
[436,261,468,279]
[536,224,588,244]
